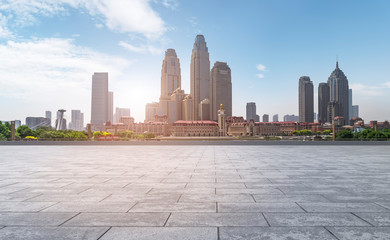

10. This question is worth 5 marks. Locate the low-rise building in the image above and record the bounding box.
[171,120,218,137]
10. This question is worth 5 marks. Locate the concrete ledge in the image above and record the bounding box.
[0,140,389,146]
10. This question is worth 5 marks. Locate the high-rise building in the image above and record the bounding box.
[145,102,160,122]
[159,49,182,117]
[91,72,109,126]
[262,114,269,122]
[318,83,330,123]
[246,102,257,121]
[114,107,131,123]
[327,101,340,123]
[200,99,211,120]
[70,110,84,131]
[273,114,279,122]
[168,89,185,123]
[352,105,359,118]
[108,91,114,123]
[190,35,210,120]
[210,61,232,121]
[25,117,51,130]
[182,95,193,121]
[254,115,260,122]
[284,114,299,122]
[45,111,52,127]
[349,89,353,121]
[299,76,314,123]
[327,62,349,124]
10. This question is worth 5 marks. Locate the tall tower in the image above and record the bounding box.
[190,35,210,120]
[299,76,314,123]
[348,89,352,121]
[327,61,349,123]
[246,102,257,122]
[218,104,227,136]
[210,62,232,121]
[108,91,114,123]
[91,72,108,126]
[160,49,182,118]
[318,83,330,123]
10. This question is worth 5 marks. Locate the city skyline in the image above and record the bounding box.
[1,1,390,123]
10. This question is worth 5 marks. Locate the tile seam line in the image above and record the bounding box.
[350,212,375,226]
[324,226,341,240]
[96,226,112,240]
[58,212,81,226]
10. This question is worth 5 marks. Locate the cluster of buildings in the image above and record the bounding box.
[144,35,232,123]
[23,110,85,131]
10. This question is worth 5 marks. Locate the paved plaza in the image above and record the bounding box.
[0,145,390,239]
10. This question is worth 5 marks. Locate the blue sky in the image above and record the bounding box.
[0,0,389,124]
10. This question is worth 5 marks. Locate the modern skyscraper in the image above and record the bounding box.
[145,102,160,122]
[349,89,353,121]
[190,35,210,120]
[114,107,131,123]
[108,91,114,123]
[246,102,257,122]
[262,114,269,122]
[284,114,299,122]
[182,95,193,121]
[299,76,314,123]
[45,111,52,127]
[352,105,359,118]
[318,82,330,123]
[70,110,84,131]
[327,62,349,123]
[160,49,182,117]
[210,61,232,121]
[91,72,108,126]
[200,99,211,120]
[26,117,51,130]
[273,114,279,122]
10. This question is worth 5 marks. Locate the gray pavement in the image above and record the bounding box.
[0,145,390,239]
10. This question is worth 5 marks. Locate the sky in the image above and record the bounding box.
[1,0,390,124]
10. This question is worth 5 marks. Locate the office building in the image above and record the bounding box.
[262,114,269,122]
[45,111,52,127]
[273,114,279,122]
[26,117,50,130]
[352,105,359,118]
[318,83,330,123]
[190,35,210,120]
[284,114,299,122]
[210,61,232,121]
[91,72,109,126]
[114,107,131,123]
[199,98,211,120]
[70,110,84,131]
[108,91,113,123]
[145,102,160,122]
[299,76,314,123]
[349,89,353,121]
[246,102,257,122]
[327,62,349,124]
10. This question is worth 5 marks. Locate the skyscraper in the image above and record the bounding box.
[246,102,257,122]
[262,114,269,122]
[210,62,232,121]
[273,114,279,122]
[352,105,359,118]
[327,62,349,123]
[114,107,131,123]
[45,111,52,127]
[160,49,182,117]
[299,76,314,123]
[318,83,330,123]
[190,35,210,120]
[70,110,84,131]
[91,72,108,126]
[108,91,114,123]
[349,89,353,121]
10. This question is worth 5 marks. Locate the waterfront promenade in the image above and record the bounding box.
[0,145,390,239]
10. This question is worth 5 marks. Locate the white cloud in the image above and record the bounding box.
[383,82,390,88]
[119,41,163,55]
[0,0,166,39]
[256,64,267,71]
[350,83,383,96]
[257,73,264,79]
[95,23,103,29]
[158,0,178,10]
[0,13,13,38]
[0,38,133,121]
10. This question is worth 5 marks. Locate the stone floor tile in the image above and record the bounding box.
[298,202,389,212]
[179,194,255,203]
[0,226,109,240]
[64,212,169,226]
[0,213,77,226]
[0,202,57,212]
[166,212,268,227]
[41,201,136,213]
[327,227,390,240]
[129,203,216,212]
[99,227,218,240]
[264,213,370,227]
[219,226,337,240]
[218,203,304,212]
[253,194,329,203]
[354,212,390,226]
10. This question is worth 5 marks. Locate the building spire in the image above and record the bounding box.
[336,60,339,69]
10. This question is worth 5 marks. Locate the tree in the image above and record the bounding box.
[322,130,331,135]
[292,130,299,136]
[17,125,33,138]
[336,129,354,139]
[0,122,11,139]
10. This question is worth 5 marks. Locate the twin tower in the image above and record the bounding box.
[146,35,232,123]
